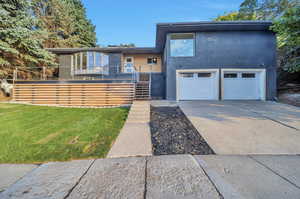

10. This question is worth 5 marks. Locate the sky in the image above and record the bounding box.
[82,0,244,47]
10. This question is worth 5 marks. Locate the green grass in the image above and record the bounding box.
[0,103,129,163]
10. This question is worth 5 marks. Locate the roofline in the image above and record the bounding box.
[47,21,274,54]
[156,20,272,26]
[47,47,159,54]
[155,20,274,51]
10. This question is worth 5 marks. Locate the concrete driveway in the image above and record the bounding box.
[179,101,300,154]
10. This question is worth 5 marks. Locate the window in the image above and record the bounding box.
[88,52,94,69]
[180,73,194,78]
[126,57,133,63]
[198,73,211,78]
[72,52,109,73]
[76,54,81,70]
[147,57,158,64]
[242,73,256,78]
[72,55,76,70]
[95,53,101,66]
[82,52,87,70]
[224,73,237,78]
[170,33,195,57]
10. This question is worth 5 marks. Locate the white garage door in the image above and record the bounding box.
[178,71,218,100]
[222,69,266,100]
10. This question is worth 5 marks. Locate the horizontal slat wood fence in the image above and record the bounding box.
[13,83,135,107]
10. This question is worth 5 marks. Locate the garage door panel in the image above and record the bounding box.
[178,71,218,100]
[222,70,265,100]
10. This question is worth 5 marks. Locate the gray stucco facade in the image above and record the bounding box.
[50,21,277,101]
[164,30,277,100]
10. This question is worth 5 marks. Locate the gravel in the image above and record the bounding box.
[150,106,215,155]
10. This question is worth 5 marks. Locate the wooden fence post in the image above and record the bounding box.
[13,67,18,83]
[43,66,46,80]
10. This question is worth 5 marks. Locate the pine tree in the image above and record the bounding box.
[0,0,56,78]
[33,0,96,48]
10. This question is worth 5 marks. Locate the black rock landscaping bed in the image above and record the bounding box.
[150,106,215,155]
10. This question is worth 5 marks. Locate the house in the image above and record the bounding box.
[48,21,277,101]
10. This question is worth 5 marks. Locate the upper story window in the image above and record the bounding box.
[147,57,158,64]
[170,33,195,57]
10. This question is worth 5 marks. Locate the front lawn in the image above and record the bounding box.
[0,103,129,163]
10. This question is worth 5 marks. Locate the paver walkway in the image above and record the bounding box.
[1,155,300,199]
[107,101,152,158]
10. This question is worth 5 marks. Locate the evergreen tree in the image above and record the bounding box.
[0,0,56,78]
[71,0,96,47]
[33,0,96,48]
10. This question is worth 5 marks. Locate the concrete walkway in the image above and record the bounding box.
[107,101,152,158]
[0,164,38,193]
[1,155,300,199]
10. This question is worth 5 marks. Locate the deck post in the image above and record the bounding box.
[43,66,46,80]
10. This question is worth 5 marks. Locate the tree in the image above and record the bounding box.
[71,0,96,47]
[32,0,96,48]
[239,0,259,19]
[238,0,299,20]
[0,0,56,78]
[271,6,300,72]
[107,43,136,48]
[215,12,257,21]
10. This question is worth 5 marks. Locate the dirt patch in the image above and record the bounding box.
[278,92,300,107]
[0,90,11,102]
[36,130,63,144]
[150,106,215,155]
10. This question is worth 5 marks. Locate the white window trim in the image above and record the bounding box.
[221,68,266,101]
[176,69,219,101]
[169,33,196,57]
[124,56,134,73]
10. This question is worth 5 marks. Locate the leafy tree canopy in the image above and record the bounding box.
[239,0,298,20]
[271,6,300,72]
[215,11,257,21]
[107,43,136,48]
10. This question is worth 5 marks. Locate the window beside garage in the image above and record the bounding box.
[170,33,195,57]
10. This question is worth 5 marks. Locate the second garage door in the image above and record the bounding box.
[222,69,266,100]
[178,70,219,100]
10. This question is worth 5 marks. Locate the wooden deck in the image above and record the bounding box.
[13,83,135,107]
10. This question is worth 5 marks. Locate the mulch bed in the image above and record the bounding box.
[150,106,215,155]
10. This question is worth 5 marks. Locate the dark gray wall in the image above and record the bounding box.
[108,53,122,74]
[150,73,165,99]
[58,55,72,79]
[165,31,277,100]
